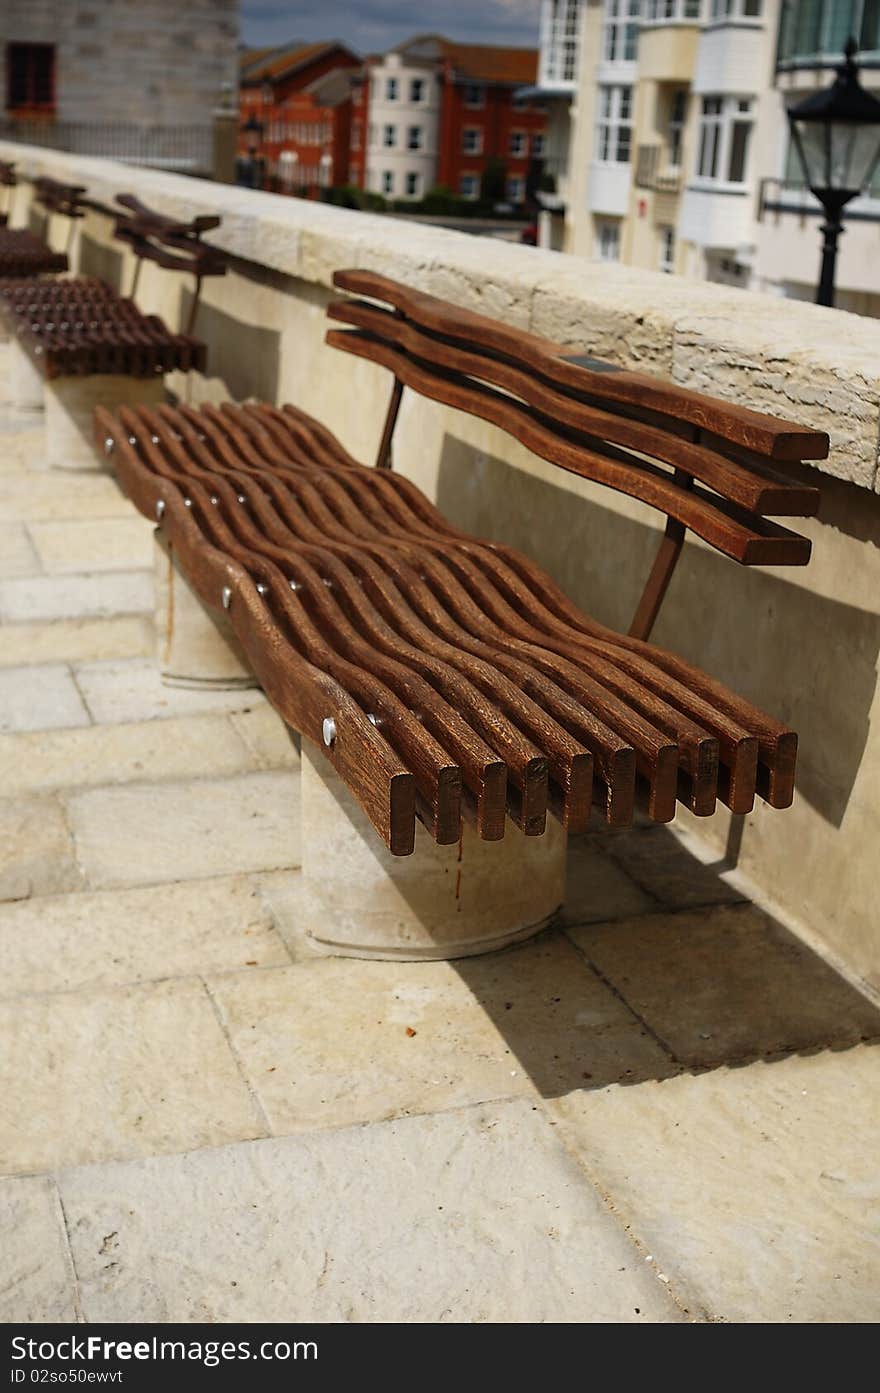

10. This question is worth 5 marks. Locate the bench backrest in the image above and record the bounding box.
[34,176,88,219]
[326,269,827,637]
[112,194,227,282]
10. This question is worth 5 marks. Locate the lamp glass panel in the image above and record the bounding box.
[829,120,880,189]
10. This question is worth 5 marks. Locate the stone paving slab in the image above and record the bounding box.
[0,978,266,1175]
[0,615,153,668]
[58,1099,684,1323]
[599,827,745,909]
[550,1048,880,1323]
[0,472,132,523]
[0,522,40,578]
[0,1177,77,1323]
[0,875,291,999]
[67,770,301,889]
[0,663,90,733]
[229,706,300,770]
[561,833,657,927]
[0,571,153,623]
[28,516,154,575]
[208,935,673,1135]
[0,712,268,796]
[0,795,83,902]
[73,657,268,726]
[569,904,880,1068]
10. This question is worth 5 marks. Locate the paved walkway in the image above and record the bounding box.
[2,406,879,1323]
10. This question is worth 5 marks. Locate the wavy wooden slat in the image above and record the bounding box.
[332,269,829,463]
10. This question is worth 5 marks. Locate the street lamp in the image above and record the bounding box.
[787,38,880,308]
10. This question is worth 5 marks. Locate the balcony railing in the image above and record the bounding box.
[635,144,681,195]
[758,177,880,223]
[0,119,214,173]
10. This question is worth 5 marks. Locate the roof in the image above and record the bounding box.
[240,40,359,86]
[391,34,538,86]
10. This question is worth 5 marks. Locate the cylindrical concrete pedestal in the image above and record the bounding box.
[301,743,567,960]
[48,373,166,470]
[154,533,258,690]
[9,338,44,413]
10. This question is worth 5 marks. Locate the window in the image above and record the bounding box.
[539,0,582,85]
[710,0,761,15]
[460,173,480,198]
[603,0,641,63]
[386,77,398,101]
[405,171,421,197]
[596,84,633,163]
[668,89,686,167]
[407,125,423,150]
[506,176,526,202]
[695,95,753,182]
[410,78,424,103]
[462,127,483,154]
[6,42,55,110]
[382,170,394,195]
[464,84,486,107]
[532,132,546,158]
[643,0,702,18]
[383,124,396,148]
[778,0,878,63]
[658,225,675,272]
[595,218,621,260]
[510,131,527,157]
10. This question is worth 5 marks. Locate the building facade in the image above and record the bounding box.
[238,42,361,195]
[539,0,880,314]
[362,35,547,205]
[1,0,238,170]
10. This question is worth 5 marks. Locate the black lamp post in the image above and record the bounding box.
[787,39,880,308]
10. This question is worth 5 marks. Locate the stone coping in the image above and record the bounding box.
[1,139,878,491]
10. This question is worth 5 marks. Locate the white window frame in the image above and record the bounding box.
[464,83,486,108]
[407,125,423,150]
[595,217,621,261]
[382,170,394,195]
[410,77,425,103]
[595,84,633,164]
[694,94,753,185]
[383,123,396,148]
[509,130,527,158]
[462,126,483,155]
[386,77,398,101]
[405,171,421,198]
[710,0,761,18]
[668,88,686,168]
[603,0,641,63]
[540,0,582,85]
[643,0,702,21]
[459,172,479,199]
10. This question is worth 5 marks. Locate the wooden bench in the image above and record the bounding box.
[0,180,225,466]
[92,269,826,959]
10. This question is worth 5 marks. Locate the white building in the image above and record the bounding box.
[364,45,442,201]
[537,0,880,315]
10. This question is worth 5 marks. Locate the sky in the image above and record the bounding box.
[240,1,541,55]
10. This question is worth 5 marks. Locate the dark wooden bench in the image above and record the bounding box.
[92,270,826,860]
[0,181,225,382]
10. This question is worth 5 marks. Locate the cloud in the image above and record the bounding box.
[241,0,541,53]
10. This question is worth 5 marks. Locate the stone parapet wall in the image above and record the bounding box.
[2,139,879,1000]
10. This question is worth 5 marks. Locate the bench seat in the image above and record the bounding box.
[94,396,813,856]
[0,277,205,379]
[0,227,68,277]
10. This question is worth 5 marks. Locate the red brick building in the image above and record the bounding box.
[436,42,545,205]
[238,41,361,195]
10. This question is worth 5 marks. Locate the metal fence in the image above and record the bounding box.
[0,120,214,174]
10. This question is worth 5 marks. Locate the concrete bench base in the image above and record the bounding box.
[154,533,258,690]
[300,743,567,961]
[49,373,165,470]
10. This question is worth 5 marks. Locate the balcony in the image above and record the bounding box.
[1,136,880,1328]
[635,144,682,194]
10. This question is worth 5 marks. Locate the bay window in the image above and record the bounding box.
[596,84,633,163]
[696,95,753,183]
